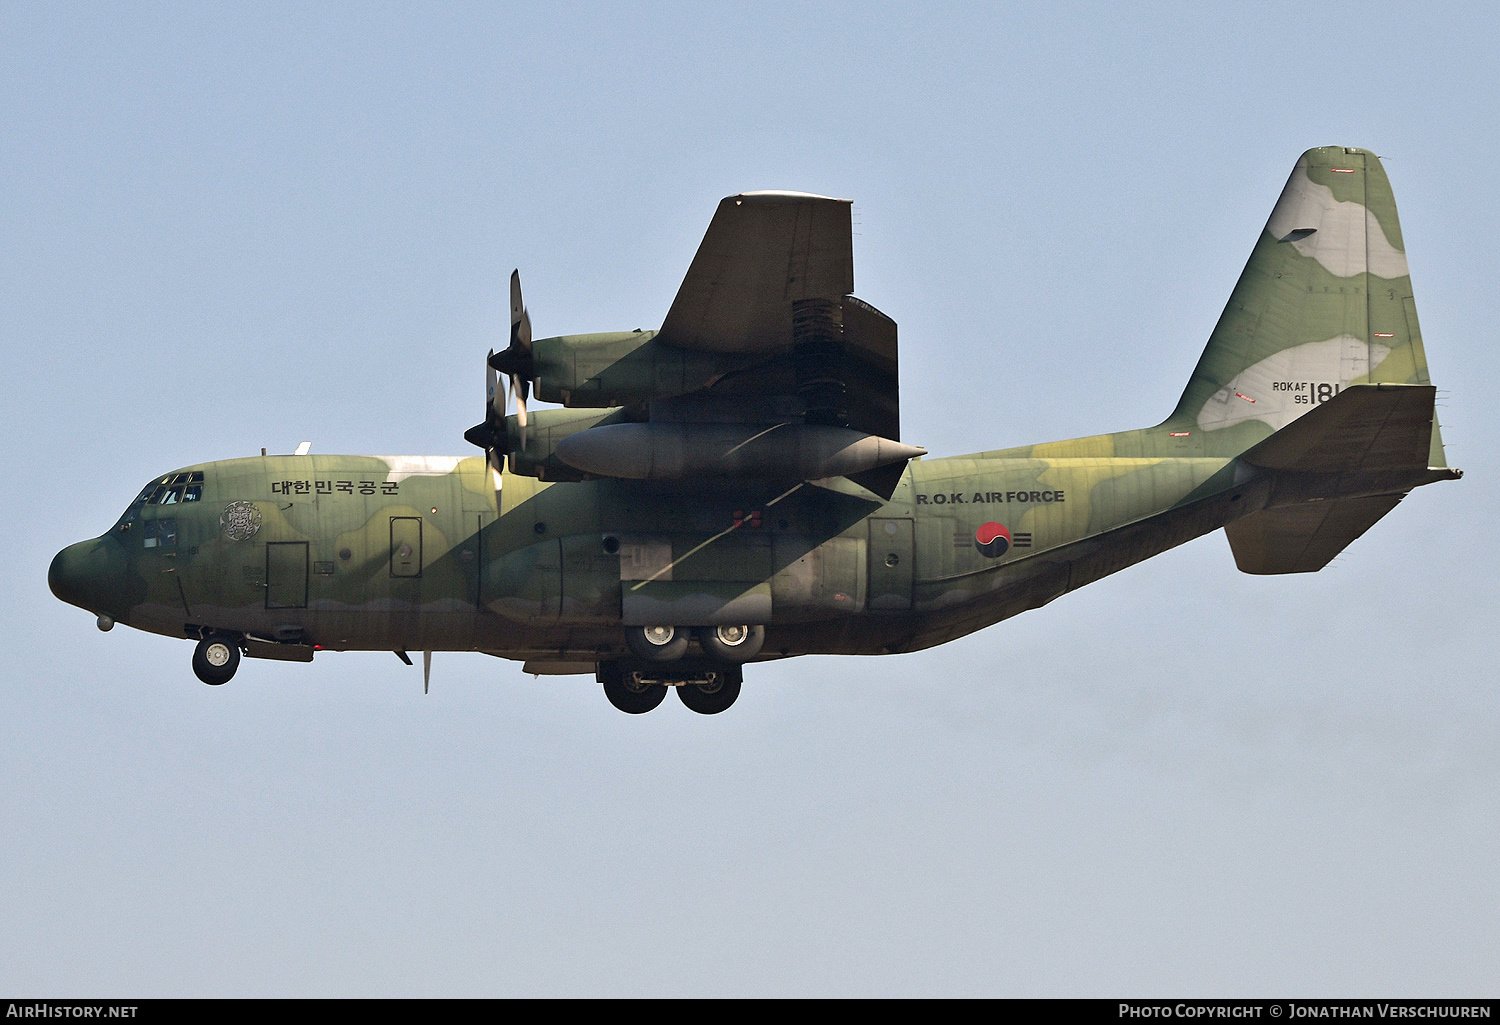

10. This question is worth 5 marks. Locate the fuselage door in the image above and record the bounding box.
[867,517,913,611]
[390,516,423,578]
[266,541,309,609]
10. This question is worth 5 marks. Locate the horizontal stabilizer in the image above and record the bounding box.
[1225,383,1459,574]
[1239,383,1438,474]
[1226,494,1403,574]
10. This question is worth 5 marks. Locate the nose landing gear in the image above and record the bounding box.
[192,633,241,686]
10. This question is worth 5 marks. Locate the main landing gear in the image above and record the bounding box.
[624,624,764,663]
[598,661,744,716]
[624,624,690,662]
[605,623,761,715]
[676,670,741,715]
[599,664,669,714]
[192,632,241,686]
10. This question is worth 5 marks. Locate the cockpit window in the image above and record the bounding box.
[143,472,204,505]
[115,471,204,534]
[143,518,177,549]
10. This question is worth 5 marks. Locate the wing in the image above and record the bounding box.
[655,191,904,443]
[658,191,854,354]
[512,191,921,497]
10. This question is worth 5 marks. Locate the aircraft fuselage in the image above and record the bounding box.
[46,148,1462,712]
[50,446,1248,665]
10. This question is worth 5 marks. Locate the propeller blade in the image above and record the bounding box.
[462,421,492,449]
[488,271,534,465]
[483,348,504,474]
[510,270,532,353]
[511,374,528,449]
[487,348,501,421]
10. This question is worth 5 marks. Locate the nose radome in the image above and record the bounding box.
[49,542,89,609]
[49,539,116,613]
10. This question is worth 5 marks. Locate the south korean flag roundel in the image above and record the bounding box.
[975,522,1011,558]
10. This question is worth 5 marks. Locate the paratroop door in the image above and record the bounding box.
[266,541,308,609]
[390,517,422,578]
[867,517,913,611]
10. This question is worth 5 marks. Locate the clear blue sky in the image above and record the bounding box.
[4,1,1497,995]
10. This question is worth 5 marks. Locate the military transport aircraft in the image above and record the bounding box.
[49,147,1461,714]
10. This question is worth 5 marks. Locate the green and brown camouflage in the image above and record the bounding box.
[49,148,1461,711]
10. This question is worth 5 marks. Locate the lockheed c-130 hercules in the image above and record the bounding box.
[49,147,1460,714]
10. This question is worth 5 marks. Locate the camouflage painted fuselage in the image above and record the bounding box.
[50,146,1459,675]
[58,440,1251,663]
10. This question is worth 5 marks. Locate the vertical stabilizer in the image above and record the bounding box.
[1169,147,1446,466]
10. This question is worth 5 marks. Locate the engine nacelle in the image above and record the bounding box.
[553,422,925,481]
[531,331,756,408]
[502,407,630,481]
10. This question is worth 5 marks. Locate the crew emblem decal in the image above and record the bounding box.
[220,501,262,542]
[975,522,1011,558]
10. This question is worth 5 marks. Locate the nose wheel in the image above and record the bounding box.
[192,633,241,686]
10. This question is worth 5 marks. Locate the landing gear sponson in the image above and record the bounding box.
[187,621,755,711]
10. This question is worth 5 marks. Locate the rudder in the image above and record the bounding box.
[1168,147,1447,467]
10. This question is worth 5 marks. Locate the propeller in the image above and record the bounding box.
[463,350,506,474]
[492,269,533,450]
[464,269,536,472]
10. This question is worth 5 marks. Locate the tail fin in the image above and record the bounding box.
[1169,147,1447,468]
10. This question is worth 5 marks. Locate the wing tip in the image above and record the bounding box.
[729,190,850,205]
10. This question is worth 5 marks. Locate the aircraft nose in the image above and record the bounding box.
[49,538,120,614]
